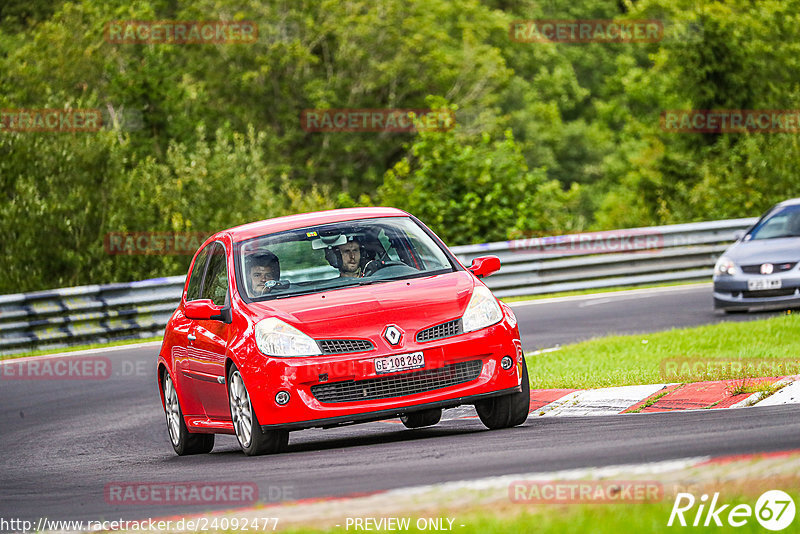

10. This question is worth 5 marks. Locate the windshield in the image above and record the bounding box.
[746,204,800,240]
[236,216,456,301]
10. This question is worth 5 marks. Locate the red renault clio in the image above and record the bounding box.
[158,207,529,456]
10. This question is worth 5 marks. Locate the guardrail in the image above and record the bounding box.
[452,217,757,298]
[0,217,756,355]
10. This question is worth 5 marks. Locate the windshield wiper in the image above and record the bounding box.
[355,269,452,285]
[272,288,323,299]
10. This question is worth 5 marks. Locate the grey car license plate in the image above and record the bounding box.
[747,278,782,291]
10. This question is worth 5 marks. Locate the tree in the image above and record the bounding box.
[379,118,582,245]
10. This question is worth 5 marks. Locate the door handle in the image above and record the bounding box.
[187,334,197,342]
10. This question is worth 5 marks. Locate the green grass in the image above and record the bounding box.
[526,312,800,390]
[0,336,163,361]
[500,280,708,304]
[727,378,784,396]
[626,388,672,413]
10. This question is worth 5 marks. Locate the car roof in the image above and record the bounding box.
[221,207,411,242]
[776,198,800,207]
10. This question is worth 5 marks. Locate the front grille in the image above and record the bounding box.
[310,360,483,404]
[318,339,375,354]
[416,319,463,342]
[741,262,797,274]
[740,289,798,298]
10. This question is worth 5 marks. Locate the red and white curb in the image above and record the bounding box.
[531,375,800,417]
[428,375,800,423]
[534,384,666,417]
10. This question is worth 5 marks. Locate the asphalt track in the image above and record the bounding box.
[0,284,796,523]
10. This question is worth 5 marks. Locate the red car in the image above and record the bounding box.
[158,207,529,456]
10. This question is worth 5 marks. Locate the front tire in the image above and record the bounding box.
[400,408,442,429]
[475,355,530,430]
[162,371,215,455]
[228,365,289,456]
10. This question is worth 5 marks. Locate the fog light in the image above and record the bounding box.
[501,356,513,370]
[275,390,290,406]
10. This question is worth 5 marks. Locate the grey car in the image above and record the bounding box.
[713,198,800,312]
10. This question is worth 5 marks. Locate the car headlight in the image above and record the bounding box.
[254,317,322,357]
[714,256,736,276]
[462,285,503,333]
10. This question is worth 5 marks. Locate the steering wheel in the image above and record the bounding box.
[261,279,290,294]
[362,260,406,277]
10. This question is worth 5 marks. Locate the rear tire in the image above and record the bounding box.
[162,371,215,455]
[475,355,530,430]
[228,365,289,456]
[400,408,442,429]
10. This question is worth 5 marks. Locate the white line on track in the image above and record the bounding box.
[528,346,562,356]
[398,456,711,493]
[507,282,711,308]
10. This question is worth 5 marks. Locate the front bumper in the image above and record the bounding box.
[260,387,520,431]
[240,321,523,430]
[713,275,800,310]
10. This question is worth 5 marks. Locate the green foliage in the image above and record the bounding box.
[379,120,583,244]
[593,0,800,227]
[2,0,799,291]
[0,125,334,293]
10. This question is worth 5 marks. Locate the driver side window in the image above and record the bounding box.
[201,243,229,306]
[185,246,211,302]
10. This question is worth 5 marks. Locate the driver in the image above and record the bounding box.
[246,252,280,296]
[336,239,362,278]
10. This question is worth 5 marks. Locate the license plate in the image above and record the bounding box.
[747,278,782,291]
[374,352,424,374]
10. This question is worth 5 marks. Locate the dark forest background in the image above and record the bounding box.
[2,0,798,292]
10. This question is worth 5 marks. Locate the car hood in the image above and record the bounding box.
[724,237,800,265]
[247,271,477,341]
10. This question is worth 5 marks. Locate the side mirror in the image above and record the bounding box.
[468,255,501,278]
[185,299,232,323]
[732,230,745,241]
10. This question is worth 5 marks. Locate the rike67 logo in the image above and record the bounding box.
[668,490,796,531]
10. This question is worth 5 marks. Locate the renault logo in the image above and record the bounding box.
[760,263,774,275]
[383,325,403,346]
